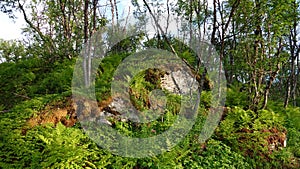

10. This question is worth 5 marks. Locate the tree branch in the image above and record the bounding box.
[18,0,55,55]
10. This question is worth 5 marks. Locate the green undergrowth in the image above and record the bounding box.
[95,53,129,102]
[0,96,253,168]
[267,102,300,161]
[2,90,298,168]
[216,106,300,168]
[1,54,300,168]
[0,57,75,110]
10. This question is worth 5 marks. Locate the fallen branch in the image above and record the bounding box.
[13,92,31,100]
[0,110,11,113]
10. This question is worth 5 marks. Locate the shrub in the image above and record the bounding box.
[216,107,286,160]
[226,84,249,108]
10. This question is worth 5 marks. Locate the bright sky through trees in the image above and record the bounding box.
[0,11,25,40]
[0,0,132,40]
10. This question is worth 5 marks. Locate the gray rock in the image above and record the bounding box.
[161,70,198,95]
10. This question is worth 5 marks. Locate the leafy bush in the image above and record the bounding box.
[200,91,212,108]
[281,107,300,161]
[226,84,249,108]
[141,138,250,169]
[197,139,250,169]
[95,53,128,102]
[215,107,296,168]
[0,60,37,108]
[0,58,74,109]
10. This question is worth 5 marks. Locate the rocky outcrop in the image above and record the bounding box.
[76,68,207,125]
[160,70,198,95]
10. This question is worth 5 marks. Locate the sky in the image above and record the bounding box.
[0,0,212,41]
[0,0,133,41]
[0,11,25,40]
